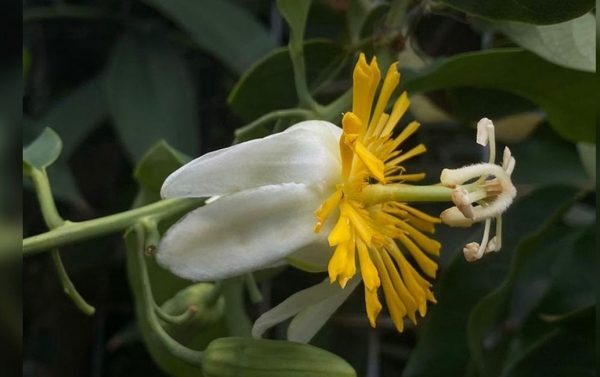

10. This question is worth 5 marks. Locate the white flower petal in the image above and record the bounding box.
[286,238,332,273]
[161,121,341,198]
[252,278,359,339]
[157,183,326,281]
[287,278,360,343]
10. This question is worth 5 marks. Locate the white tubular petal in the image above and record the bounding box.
[157,183,327,281]
[161,121,342,198]
[440,163,507,186]
[286,239,332,273]
[287,278,360,343]
[251,278,359,340]
[476,118,493,146]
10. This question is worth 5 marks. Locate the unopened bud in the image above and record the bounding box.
[203,337,357,377]
[160,283,225,341]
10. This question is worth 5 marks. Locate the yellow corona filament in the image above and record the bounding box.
[314,53,442,332]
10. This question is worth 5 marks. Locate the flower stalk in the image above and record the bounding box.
[23,198,201,255]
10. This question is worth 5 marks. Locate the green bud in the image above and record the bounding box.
[203,337,357,377]
[160,283,225,341]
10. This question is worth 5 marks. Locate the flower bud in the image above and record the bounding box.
[160,283,225,341]
[203,337,357,377]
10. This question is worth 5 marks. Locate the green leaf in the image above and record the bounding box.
[402,185,581,377]
[33,74,107,158]
[576,142,596,182]
[228,40,347,121]
[277,0,312,48]
[26,74,108,203]
[510,126,588,187]
[143,0,275,74]
[134,141,191,194]
[404,49,595,143]
[467,221,585,376]
[492,13,595,72]
[438,0,594,24]
[23,127,62,173]
[132,141,191,207]
[106,33,199,162]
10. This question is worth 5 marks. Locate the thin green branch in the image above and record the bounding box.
[134,225,204,365]
[51,249,95,315]
[23,198,201,256]
[30,169,64,228]
[30,168,95,314]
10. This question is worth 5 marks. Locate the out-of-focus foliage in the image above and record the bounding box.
[23,0,596,376]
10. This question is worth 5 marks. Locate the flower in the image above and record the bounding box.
[158,53,449,340]
[440,118,517,261]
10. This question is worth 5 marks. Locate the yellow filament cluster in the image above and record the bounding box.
[314,53,441,332]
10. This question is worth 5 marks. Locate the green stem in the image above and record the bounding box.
[134,226,204,365]
[289,46,317,109]
[359,183,454,205]
[319,89,352,123]
[234,108,314,141]
[30,169,96,314]
[30,169,64,228]
[23,198,201,256]
[51,249,95,315]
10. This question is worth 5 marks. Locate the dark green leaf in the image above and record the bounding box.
[26,74,108,203]
[404,49,595,143]
[438,0,594,24]
[228,40,347,121]
[402,185,581,377]
[510,126,588,187]
[134,141,191,194]
[106,34,199,162]
[143,0,275,74]
[467,221,585,376]
[492,14,595,72]
[32,74,107,158]
[277,0,312,46]
[23,127,62,173]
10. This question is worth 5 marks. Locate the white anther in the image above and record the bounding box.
[451,186,474,218]
[463,242,482,261]
[476,118,493,146]
[440,207,474,227]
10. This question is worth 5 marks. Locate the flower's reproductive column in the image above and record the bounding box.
[314,54,440,331]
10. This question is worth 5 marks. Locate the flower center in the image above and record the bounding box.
[313,53,442,331]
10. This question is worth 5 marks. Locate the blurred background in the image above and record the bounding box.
[21,0,596,376]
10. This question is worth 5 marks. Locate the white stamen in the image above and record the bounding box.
[440,206,474,227]
[476,118,493,146]
[464,218,492,262]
